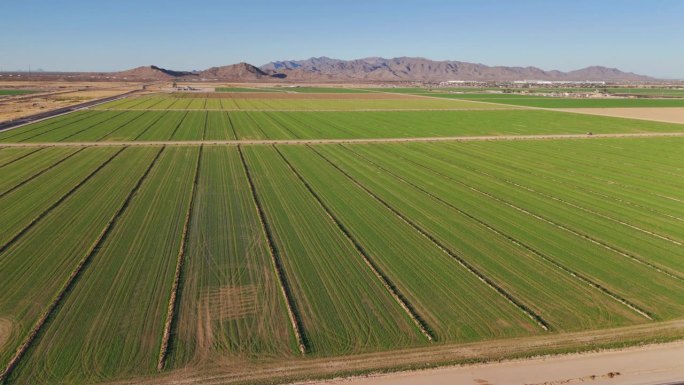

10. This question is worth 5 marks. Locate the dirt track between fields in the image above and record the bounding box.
[304,340,684,385]
[2,132,683,148]
[106,318,684,385]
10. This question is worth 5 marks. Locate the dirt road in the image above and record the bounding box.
[2,132,684,148]
[304,341,684,385]
[106,319,684,385]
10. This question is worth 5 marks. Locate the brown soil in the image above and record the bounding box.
[176,92,424,100]
[0,318,12,350]
[204,285,257,321]
[557,107,684,125]
[0,82,140,122]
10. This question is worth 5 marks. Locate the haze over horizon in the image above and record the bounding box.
[2,0,683,79]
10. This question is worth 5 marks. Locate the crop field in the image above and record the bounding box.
[410,92,684,108]
[366,87,684,98]
[216,87,370,93]
[1,89,684,384]
[0,90,38,96]
[606,88,684,97]
[92,93,502,111]
[215,87,286,92]
[3,106,684,143]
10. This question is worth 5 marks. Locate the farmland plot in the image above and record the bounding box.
[205,98,223,110]
[419,93,684,108]
[186,98,207,110]
[488,140,684,209]
[445,142,684,273]
[29,111,145,143]
[312,144,647,330]
[99,112,166,141]
[364,143,684,319]
[0,111,110,142]
[9,147,198,384]
[93,95,503,111]
[0,147,159,376]
[204,112,236,140]
[0,148,42,168]
[452,139,684,221]
[170,111,207,141]
[135,111,187,141]
[0,111,91,141]
[170,147,295,367]
[0,147,120,248]
[276,145,542,342]
[242,146,425,355]
[0,147,79,195]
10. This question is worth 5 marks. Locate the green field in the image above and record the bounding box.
[93,94,500,111]
[411,92,684,108]
[606,88,684,97]
[3,108,684,143]
[368,87,684,98]
[2,89,684,384]
[0,90,37,96]
[216,87,370,93]
[215,87,285,92]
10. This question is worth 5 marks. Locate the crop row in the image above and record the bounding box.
[2,138,684,383]
[6,147,198,384]
[3,109,684,143]
[215,87,370,93]
[0,147,161,382]
[94,95,498,111]
[412,92,684,108]
[342,142,684,319]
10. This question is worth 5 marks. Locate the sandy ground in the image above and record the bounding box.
[0,82,141,122]
[304,341,684,385]
[2,132,684,148]
[559,107,684,125]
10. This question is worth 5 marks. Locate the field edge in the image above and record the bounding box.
[110,318,684,385]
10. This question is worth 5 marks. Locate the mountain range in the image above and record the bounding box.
[113,57,654,82]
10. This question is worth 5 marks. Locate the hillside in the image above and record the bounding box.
[109,58,654,82]
[199,62,274,80]
[114,65,197,80]
[260,57,653,82]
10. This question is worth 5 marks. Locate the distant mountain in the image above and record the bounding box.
[110,58,654,82]
[260,57,653,82]
[199,62,273,80]
[114,65,197,80]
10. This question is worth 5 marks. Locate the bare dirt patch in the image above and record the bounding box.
[177,92,424,100]
[0,83,140,122]
[203,285,257,321]
[0,318,13,350]
[558,107,684,125]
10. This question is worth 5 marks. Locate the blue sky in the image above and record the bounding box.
[2,0,683,78]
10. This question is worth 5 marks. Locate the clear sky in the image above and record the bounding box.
[2,0,683,78]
